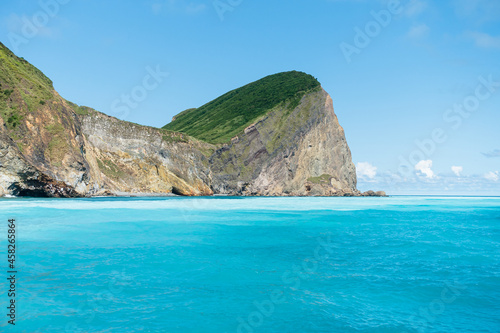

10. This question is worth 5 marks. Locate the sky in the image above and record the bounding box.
[0,0,499,195]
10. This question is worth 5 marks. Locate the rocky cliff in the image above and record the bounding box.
[78,110,213,196]
[0,42,379,197]
[208,88,358,196]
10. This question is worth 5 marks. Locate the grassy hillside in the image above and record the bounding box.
[163,71,321,144]
[0,42,55,130]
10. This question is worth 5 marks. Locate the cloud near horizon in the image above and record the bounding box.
[415,160,435,179]
[356,170,500,195]
[357,162,377,179]
[484,171,499,182]
[452,166,463,177]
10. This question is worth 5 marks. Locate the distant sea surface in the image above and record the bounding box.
[0,196,499,332]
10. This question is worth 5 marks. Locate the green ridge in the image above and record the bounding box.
[163,71,321,144]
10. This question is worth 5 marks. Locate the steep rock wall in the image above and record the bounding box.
[209,88,358,196]
[79,111,213,196]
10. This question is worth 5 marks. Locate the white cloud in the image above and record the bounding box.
[484,171,499,182]
[451,166,463,177]
[356,168,500,195]
[357,162,377,179]
[466,31,500,49]
[407,24,430,38]
[415,160,435,179]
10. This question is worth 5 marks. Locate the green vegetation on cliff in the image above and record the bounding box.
[0,42,54,117]
[0,41,58,141]
[0,42,87,166]
[163,71,320,144]
[307,174,332,184]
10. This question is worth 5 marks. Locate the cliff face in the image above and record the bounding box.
[78,111,213,196]
[209,88,357,196]
[0,130,79,197]
[0,41,92,197]
[0,42,364,197]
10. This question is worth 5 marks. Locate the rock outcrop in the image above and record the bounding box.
[79,110,213,196]
[209,88,358,196]
[0,42,383,197]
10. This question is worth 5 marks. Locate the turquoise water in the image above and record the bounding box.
[0,196,499,332]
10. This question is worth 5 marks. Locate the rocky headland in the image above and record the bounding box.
[0,42,385,197]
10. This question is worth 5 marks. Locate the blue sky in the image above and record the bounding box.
[1,0,499,195]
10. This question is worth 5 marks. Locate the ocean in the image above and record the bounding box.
[0,196,499,332]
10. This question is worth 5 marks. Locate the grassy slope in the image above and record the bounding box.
[163,71,321,144]
[0,42,55,130]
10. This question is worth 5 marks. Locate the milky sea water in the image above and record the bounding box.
[0,196,499,333]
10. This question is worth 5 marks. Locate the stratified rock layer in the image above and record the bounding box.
[79,111,213,196]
